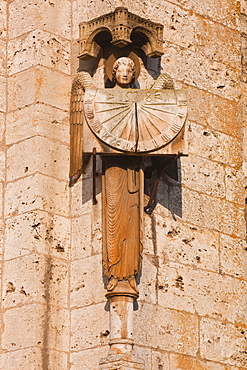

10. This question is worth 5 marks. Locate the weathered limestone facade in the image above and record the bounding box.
[0,0,246,369]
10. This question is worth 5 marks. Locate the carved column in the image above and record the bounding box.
[108,296,135,354]
[100,294,144,369]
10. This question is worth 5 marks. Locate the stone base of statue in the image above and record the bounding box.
[105,280,139,300]
[101,281,144,369]
[99,353,145,370]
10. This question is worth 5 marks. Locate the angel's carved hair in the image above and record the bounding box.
[112,57,135,82]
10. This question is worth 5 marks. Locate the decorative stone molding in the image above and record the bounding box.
[99,354,145,370]
[78,7,164,60]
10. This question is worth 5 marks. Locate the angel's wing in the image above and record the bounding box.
[150,73,174,89]
[69,72,94,186]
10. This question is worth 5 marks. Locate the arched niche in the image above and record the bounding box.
[78,7,164,60]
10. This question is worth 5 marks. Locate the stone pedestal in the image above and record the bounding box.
[100,282,144,369]
[108,295,134,355]
[105,282,139,355]
[99,354,145,370]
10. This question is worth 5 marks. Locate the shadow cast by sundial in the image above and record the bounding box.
[143,156,182,219]
[79,155,183,219]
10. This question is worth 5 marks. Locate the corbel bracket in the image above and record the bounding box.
[78,7,164,60]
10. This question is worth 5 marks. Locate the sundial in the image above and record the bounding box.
[84,88,187,153]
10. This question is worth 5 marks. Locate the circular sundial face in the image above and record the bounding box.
[84,88,187,153]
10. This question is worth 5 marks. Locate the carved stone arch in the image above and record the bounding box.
[78,7,164,60]
[131,26,163,58]
[79,26,112,60]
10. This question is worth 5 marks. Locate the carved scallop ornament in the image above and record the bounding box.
[84,88,187,153]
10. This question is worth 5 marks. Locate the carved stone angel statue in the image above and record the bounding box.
[103,57,142,296]
[70,55,175,297]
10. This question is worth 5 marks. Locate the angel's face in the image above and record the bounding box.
[114,61,134,88]
[115,64,133,87]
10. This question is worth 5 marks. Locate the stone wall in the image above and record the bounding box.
[0,1,71,368]
[0,0,246,369]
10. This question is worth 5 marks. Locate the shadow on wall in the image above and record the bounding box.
[143,156,182,219]
[79,155,183,219]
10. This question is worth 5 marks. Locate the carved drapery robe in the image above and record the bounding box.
[102,158,143,281]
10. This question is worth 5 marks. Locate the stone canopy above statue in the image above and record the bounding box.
[78,7,164,60]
